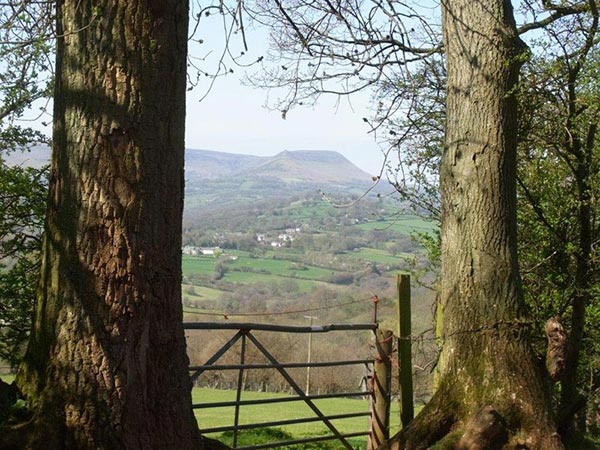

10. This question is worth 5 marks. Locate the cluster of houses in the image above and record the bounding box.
[182,227,303,254]
[256,227,301,248]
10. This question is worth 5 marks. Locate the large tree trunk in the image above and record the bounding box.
[9,1,203,449]
[384,1,563,449]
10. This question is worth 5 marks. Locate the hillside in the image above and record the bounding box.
[3,144,50,169]
[185,149,264,179]
[3,142,438,405]
[183,149,382,214]
[185,148,374,185]
[6,146,375,186]
[246,150,372,184]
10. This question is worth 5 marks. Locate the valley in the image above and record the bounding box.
[180,149,439,402]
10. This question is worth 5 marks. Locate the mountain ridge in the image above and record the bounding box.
[4,146,374,186]
[185,148,373,185]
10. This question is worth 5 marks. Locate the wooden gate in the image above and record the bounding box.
[184,321,392,450]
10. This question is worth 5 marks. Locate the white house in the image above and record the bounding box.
[199,247,220,256]
[182,245,200,256]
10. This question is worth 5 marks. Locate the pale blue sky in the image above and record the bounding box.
[20,3,448,177]
[25,39,385,176]
[183,0,547,177]
[185,78,384,175]
[184,13,386,175]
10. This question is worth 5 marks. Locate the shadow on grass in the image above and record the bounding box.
[217,428,365,450]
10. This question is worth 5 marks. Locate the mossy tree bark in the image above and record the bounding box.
[9,1,205,449]
[385,1,564,449]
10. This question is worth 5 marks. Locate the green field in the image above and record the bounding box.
[183,284,224,300]
[282,203,335,221]
[183,254,337,281]
[356,216,437,235]
[181,254,346,299]
[342,248,409,266]
[183,256,218,276]
[178,211,437,307]
[231,255,335,280]
[193,388,400,448]
[222,272,323,292]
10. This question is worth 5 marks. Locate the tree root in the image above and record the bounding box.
[382,391,456,450]
[379,389,565,450]
[0,418,36,450]
[0,378,33,450]
[456,406,507,450]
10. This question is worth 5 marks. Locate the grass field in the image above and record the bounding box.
[230,255,336,280]
[182,256,218,276]
[356,216,437,235]
[222,272,324,293]
[181,254,344,299]
[183,284,224,300]
[193,388,401,448]
[183,254,337,282]
[178,212,433,304]
[342,248,409,266]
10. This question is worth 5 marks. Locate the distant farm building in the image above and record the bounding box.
[182,246,221,256]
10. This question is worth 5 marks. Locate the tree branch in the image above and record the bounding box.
[518,2,588,35]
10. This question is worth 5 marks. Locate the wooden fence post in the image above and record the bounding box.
[368,329,393,450]
[397,273,414,428]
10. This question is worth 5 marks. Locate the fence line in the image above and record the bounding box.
[183,321,377,333]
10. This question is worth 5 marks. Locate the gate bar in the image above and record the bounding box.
[192,391,372,409]
[246,332,355,450]
[183,322,377,333]
[189,358,374,371]
[189,330,244,382]
[198,411,371,434]
[232,333,247,449]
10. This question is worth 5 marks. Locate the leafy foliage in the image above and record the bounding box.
[0,162,47,367]
[516,13,600,427]
[0,2,53,367]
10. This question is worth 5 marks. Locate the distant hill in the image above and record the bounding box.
[3,145,50,169]
[185,149,264,179]
[5,146,373,186]
[185,149,373,185]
